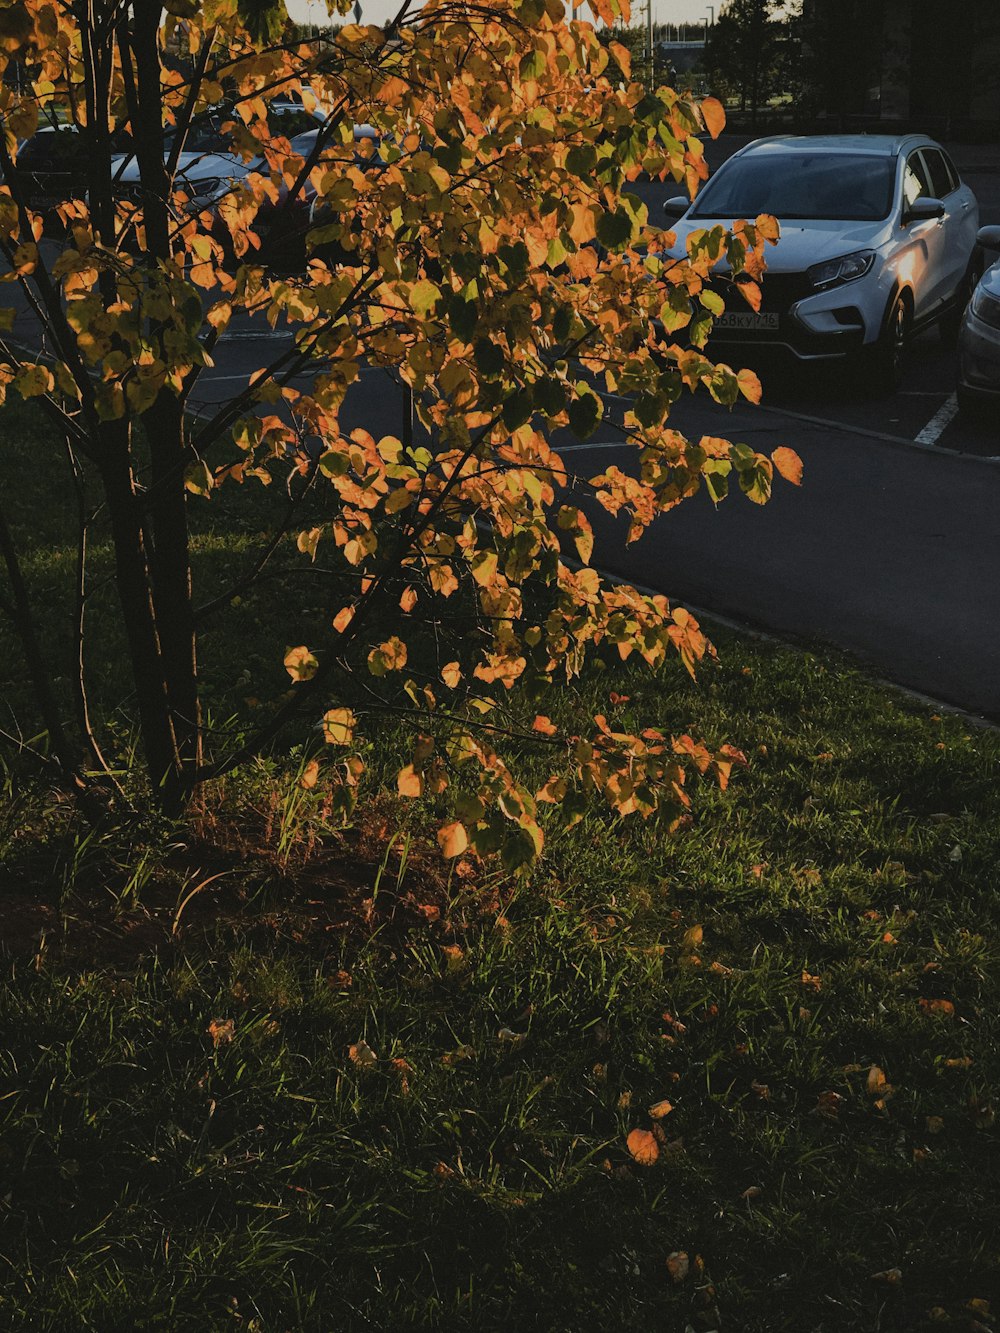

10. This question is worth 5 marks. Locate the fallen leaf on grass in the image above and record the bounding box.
[681,924,703,950]
[918,998,955,1018]
[626,1128,659,1166]
[871,1268,902,1285]
[208,1018,235,1047]
[741,1185,762,1200]
[666,1251,689,1283]
[648,1099,673,1119]
[926,1116,945,1134]
[348,1039,378,1067]
[440,1044,475,1066]
[867,1065,891,1096]
[815,1090,845,1120]
[441,944,465,969]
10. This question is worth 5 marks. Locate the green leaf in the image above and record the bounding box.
[184,460,213,497]
[502,388,534,431]
[474,338,505,379]
[700,289,725,316]
[533,375,567,417]
[568,387,602,439]
[566,144,597,178]
[689,310,714,349]
[448,294,478,343]
[596,208,633,251]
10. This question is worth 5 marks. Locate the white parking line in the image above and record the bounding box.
[914,393,960,446]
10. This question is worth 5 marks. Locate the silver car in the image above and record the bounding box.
[663,134,980,392]
[958,226,1000,422]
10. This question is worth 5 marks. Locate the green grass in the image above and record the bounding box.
[0,401,999,1330]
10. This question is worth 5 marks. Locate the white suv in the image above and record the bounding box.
[663,135,980,391]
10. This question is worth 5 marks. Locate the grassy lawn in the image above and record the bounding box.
[0,400,998,1330]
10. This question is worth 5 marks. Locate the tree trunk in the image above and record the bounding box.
[144,396,202,779]
[98,423,185,814]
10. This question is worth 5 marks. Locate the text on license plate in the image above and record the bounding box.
[715,312,780,331]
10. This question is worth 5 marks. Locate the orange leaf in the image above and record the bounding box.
[918,998,955,1018]
[626,1127,659,1167]
[208,1017,235,1047]
[299,758,320,789]
[648,1099,673,1119]
[532,715,558,736]
[666,1251,689,1283]
[438,821,469,858]
[737,367,762,403]
[866,1065,890,1096]
[700,96,726,139]
[755,213,780,242]
[397,765,423,798]
[771,446,803,486]
[400,586,417,613]
[441,661,461,688]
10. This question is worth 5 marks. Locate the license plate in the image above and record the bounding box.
[715,312,780,331]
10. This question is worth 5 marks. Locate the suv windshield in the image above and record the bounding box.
[689,151,895,222]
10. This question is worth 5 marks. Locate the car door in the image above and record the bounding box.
[919,145,976,303]
[900,149,948,319]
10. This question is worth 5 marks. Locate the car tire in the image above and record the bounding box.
[939,259,980,345]
[861,291,911,395]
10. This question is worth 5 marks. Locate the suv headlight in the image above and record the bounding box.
[970,283,1000,331]
[808,249,876,290]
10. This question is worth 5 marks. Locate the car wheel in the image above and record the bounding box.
[939,259,980,345]
[862,291,911,395]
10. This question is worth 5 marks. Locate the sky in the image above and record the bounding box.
[288,0,725,31]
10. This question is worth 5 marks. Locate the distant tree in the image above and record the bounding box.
[704,0,790,124]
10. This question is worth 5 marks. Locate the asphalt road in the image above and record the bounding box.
[6,130,1000,717]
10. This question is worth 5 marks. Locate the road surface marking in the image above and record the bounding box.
[914,393,959,446]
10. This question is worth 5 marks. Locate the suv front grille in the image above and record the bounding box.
[752,271,814,313]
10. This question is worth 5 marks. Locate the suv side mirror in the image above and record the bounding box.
[903,196,945,225]
[977,225,1000,252]
[662,195,690,222]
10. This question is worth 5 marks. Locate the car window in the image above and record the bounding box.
[903,152,931,207]
[688,151,894,222]
[268,107,322,137]
[920,147,955,199]
[939,149,961,193]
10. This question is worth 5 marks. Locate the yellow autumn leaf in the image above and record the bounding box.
[700,96,726,139]
[322,707,355,745]
[681,924,703,950]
